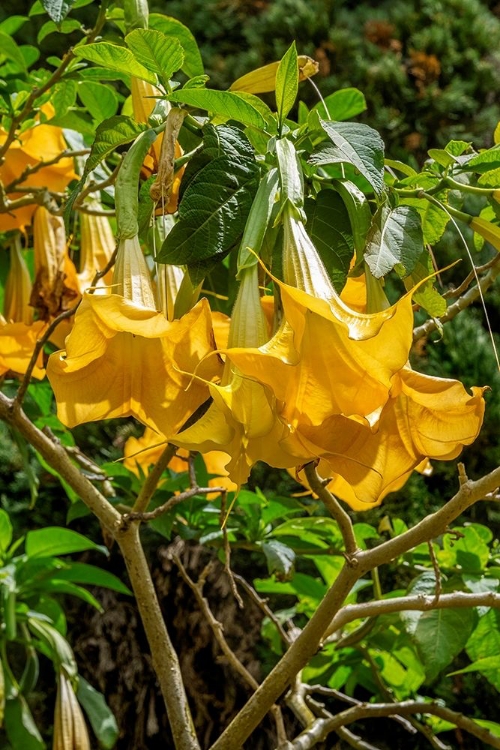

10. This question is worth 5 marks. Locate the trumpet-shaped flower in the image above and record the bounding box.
[0,106,77,231]
[299,367,486,509]
[225,208,416,432]
[47,235,222,435]
[0,238,45,379]
[172,265,305,487]
[124,427,237,496]
[53,671,90,750]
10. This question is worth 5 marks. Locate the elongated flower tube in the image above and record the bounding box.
[47,235,222,435]
[0,237,45,378]
[77,204,115,292]
[53,671,90,750]
[172,264,303,487]
[0,105,77,232]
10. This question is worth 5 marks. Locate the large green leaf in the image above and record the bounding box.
[401,196,450,245]
[125,29,184,81]
[4,696,44,750]
[149,13,204,79]
[314,120,385,196]
[0,509,13,554]
[465,145,500,173]
[77,677,119,750]
[52,79,77,118]
[261,540,295,580]
[437,525,490,573]
[74,43,157,84]
[276,42,298,125]
[414,608,475,682]
[157,154,259,265]
[0,32,27,72]
[305,189,354,292]
[25,527,106,558]
[466,609,500,691]
[404,250,447,318]
[312,88,366,121]
[78,81,118,122]
[167,88,267,130]
[364,205,423,278]
[39,0,77,22]
[55,562,131,595]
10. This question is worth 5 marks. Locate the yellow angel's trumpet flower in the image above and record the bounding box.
[78,204,115,292]
[0,237,45,379]
[470,215,500,251]
[47,234,222,435]
[0,105,77,232]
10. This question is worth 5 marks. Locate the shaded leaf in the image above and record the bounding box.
[0,510,13,554]
[4,696,44,750]
[314,120,385,196]
[78,81,118,122]
[77,677,119,750]
[261,540,295,580]
[25,527,107,558]
[54,562,132,595]
[365,205,423,278]
[414,608,475,681]
[305,189,354,291]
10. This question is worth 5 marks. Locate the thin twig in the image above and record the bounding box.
[125,485,226,525]
[428,541,442,604]
[304,463,358,559]
[74,158,123,208]
[413,254,500,342]
[132,443,183,514]
[233,574,291,647]
[220,490,243,608]
[337,726,382,750]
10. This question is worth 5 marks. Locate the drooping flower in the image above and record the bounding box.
[0,105,77,232]
[171,264,304,487]
[225,206,416,432]
[298,367,486,510]
[53,670,90,750]
[0,237,45,379]
[47,234,222,435]
[30,206,80,320]
[124,426,236,496]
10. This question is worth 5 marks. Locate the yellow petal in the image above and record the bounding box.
[230,56,319,94]
[78,207,115,292]
[0,320,46,379]
[47,296,222,434]
[470,216,500,251]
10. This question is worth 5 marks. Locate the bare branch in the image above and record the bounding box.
[326,591,500,639]
[125,485,226,525]
[233,574,291,648]
[303,463,358,559]
[413,254,500,342]
[209,466,500,750]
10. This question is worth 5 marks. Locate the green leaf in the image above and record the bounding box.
[405,250,447,318]
[437,526,490,573]
[312,88,366,121]
[385,158,417,178]
[149,13,204,78]
[48,110,95,137]
[0,510,13,554]
[466,609,500,691]
[465,145,500,173]
[0,16,28,35]
[158,154,259,265]
[37,18,81,44]
[414,608,475,681]
[54,562,131,595]
[125,29,184,82]
[305,189,354,292]
[77,677,119,750]
[332,179,372,255]
[261,540,295,580]
[74,43,157,84]
[276,42,298,125]
[428,148,455,168]
[315,119,385,196]
[39,0,77,22]
[39,579,104,610]
[167,88,267,130]
[448,655,500,676]
[4,696,45,750]
[0,32,27,72]
[364,205,423,278]
[52,79,77,118]
[78,81,118,122]
[85,115,147,175]
[25,527,107,558]
[400,196,450,245]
